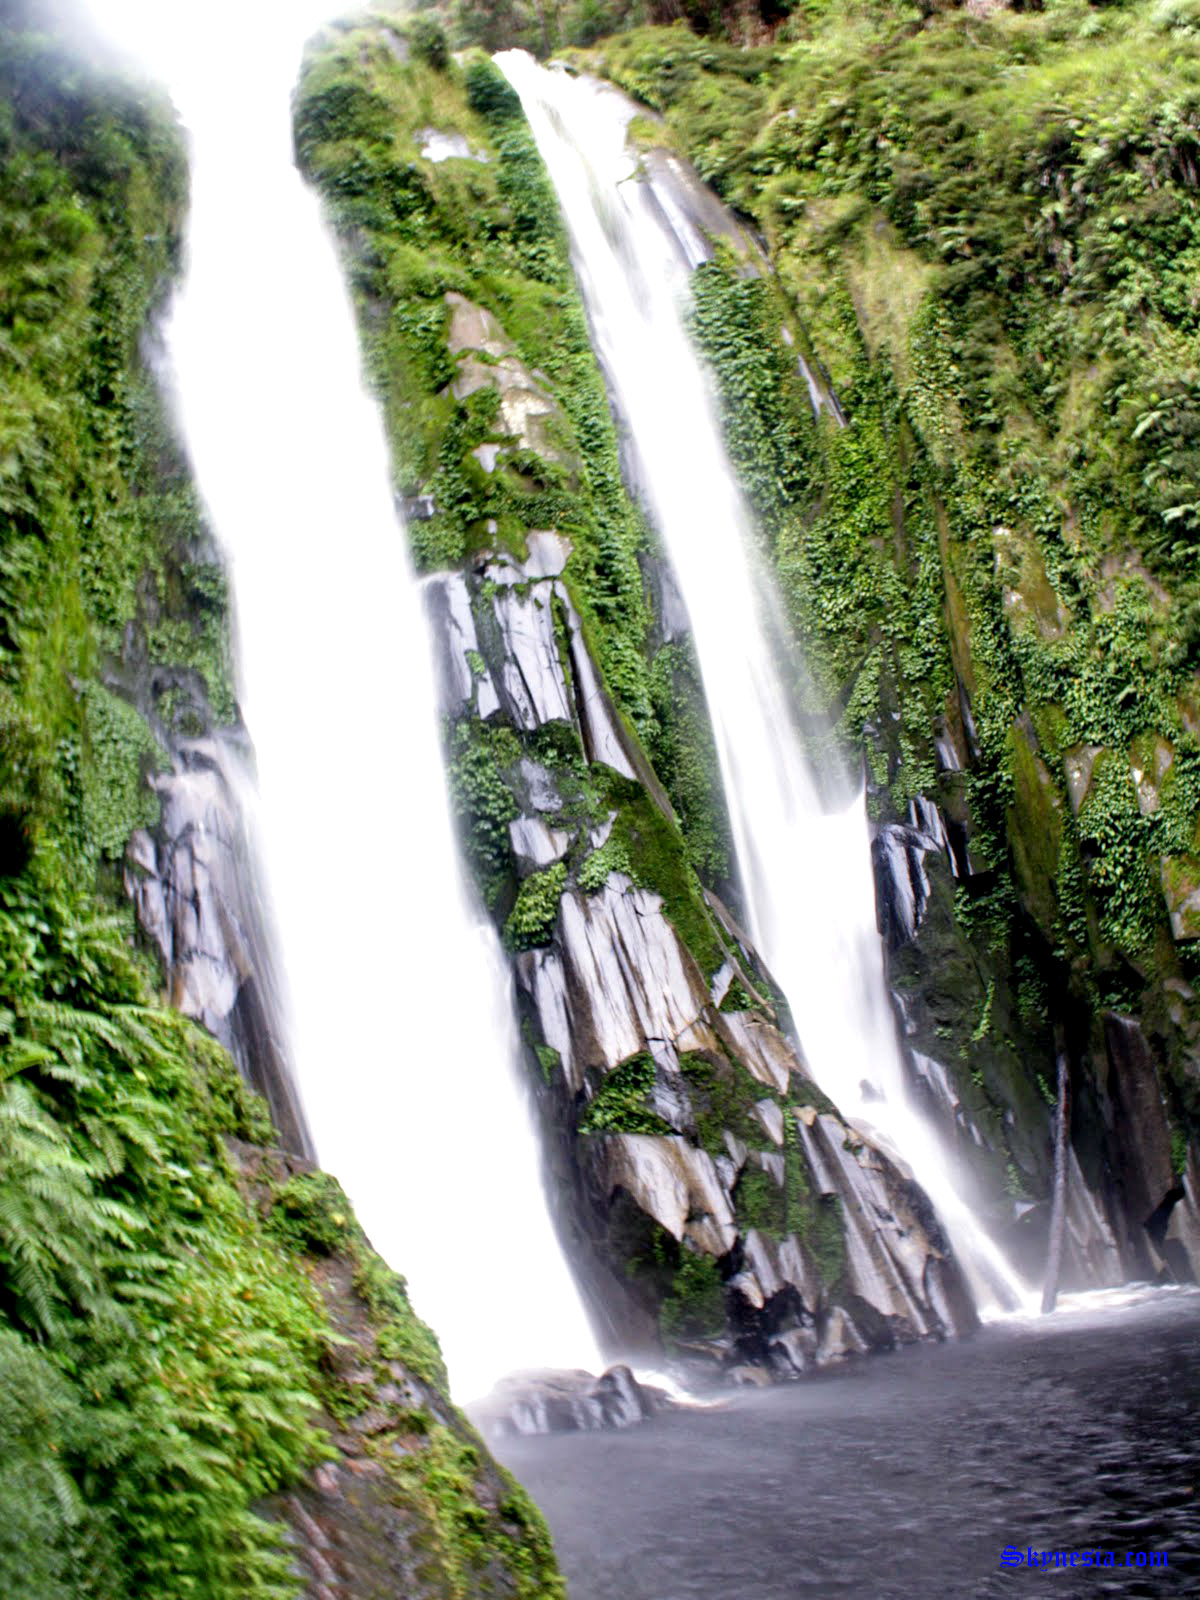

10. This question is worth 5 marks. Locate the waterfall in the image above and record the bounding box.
[499,52,1031,1314]
[84,1,599,1399]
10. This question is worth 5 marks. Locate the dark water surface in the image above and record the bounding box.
[495,1289,1200,1600]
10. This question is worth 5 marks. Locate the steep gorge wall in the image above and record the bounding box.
[0,6,563,1594]
[581,4,1200,1285]
[295,16,979,1376]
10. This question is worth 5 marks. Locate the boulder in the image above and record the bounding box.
[469,1364,662,1439]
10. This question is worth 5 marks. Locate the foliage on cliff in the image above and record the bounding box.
[589,1,1200,1155]
[414,0,765,57]
[294,18,735,907]
[0,8,565,1595]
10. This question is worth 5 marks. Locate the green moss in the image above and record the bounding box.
[80,682,167,858]
[733,1162,785,1237]
[447,717,519,909]
[784,1118,846,1286]
[577,831,633,891]
[603,776,726,975]
[645,638,733,886]
[269,1172,355,1257]
[1006,719,1063,937]
[351,1239,450,1393]
[659,1248,724,1341]
[534,1040,562,1082]
[680,1050,766,1156]
[378,1421,565,1599]
[1077,750,1161,956]
[731,1115,846,1286]
[578,1052,672,1134]
[503,859,566,950]
[718,977,753,1013]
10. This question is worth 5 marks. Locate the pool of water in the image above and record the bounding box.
[495,1288,1200,1599]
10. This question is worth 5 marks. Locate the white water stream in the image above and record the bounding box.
[499,53,1032,1314]
[83,3,599,1399]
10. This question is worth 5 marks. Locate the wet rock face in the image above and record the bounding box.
[1104,1012,1178,1233]
[518,877,710,1092]
[469,1364,661,1440]
[407,296,980,1376]
[124,733,312,1158]
[877,791,1155,1294]
[872,796,966,952]
[1102,1012,1188,1277]
[422,508,974,1375]
[1165,1143,1200,1282]
[446,292,579,471]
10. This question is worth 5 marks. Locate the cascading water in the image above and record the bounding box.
[499,52,1032,1314]
[84,1,599,1398]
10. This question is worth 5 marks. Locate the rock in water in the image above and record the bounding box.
[469,1364,662,1439]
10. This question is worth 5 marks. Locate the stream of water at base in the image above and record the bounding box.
[498,1286,1200,1599]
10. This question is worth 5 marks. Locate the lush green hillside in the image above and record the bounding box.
[570,1,1200,1213]
[7,0,1198,1581]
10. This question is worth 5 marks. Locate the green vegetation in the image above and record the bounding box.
[645,637,733,885]
[577,830,633,891]
[0,7,566,1593]
[578,1051,673,1133]
[448,719,520,910]
[294,34,656,736]
[268,1170,355,1257]
[0,878,332,1598]
[680,1049,768,1155]
[0,19,325,1592]
[430,1,660,56]
[381,1420,566,1599]
[0,16,233,889]
[599,774,726,973]
[659,1247,724,1339]
[295,18,740,975]
[733,1120,846,1284]
[504,859,567,948]
[586,2,1200,1154]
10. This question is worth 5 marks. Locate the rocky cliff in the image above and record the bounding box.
[294,18,981,1376]
[576,3,1200,1287]
[296,0,1200,1324]
[10,0,1200,1588]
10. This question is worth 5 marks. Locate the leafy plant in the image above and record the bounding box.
[504,860,566,949]
[578,1052,672,1133]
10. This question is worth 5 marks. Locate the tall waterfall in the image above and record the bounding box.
[85,1,599,1398]
[499,52,1030,1313]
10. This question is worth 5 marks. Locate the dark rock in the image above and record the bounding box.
[469,1364,663,1439]
[873,820,936,949]
[124,733,312,1158]
[398,490,436,520]
[1103,1013,1180,1262]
